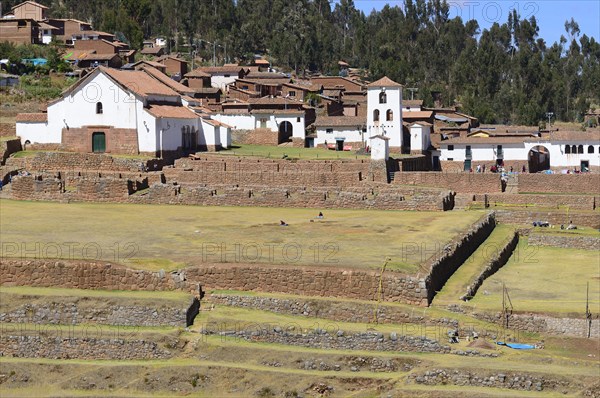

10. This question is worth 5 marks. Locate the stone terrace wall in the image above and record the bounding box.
[0,303,185,327]
[495,210,600,229]
[0,259,428,306]
[473,312,599,338]
[424,213,496,304]
[528,233,600,251]
[0,260,185,291]
[478,193,597,211]
[5,152,165,172]
[393,172,503,193]
[9,174,142,202]
[519,173,600,194]
[0,336,172,360]
[130,184,453,211]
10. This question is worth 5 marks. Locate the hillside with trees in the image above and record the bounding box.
[1,0,598,125]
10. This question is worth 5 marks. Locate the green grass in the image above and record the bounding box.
[468,239,600,315]
[0,285,189,302]
[0,200,483,271]
[433,225,516,306]
[216,143,369,160]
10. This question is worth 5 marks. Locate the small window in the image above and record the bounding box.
[96,102,103,114]
[447,158,454,161]
[373,109,380,122]
[362,128,367,133]
[386,109,393,121]
[565,145,571,154]
[296,117,301,122]
[289,91,296,97]
[224,74,230,77]
[242,85,249,90]
[379,91,387,104]
[448,145,454,151]
[497,145,503,151]
[578,145,584,154]
[588,145,595,154]
[326,128,333,134]
[571,145,577,153]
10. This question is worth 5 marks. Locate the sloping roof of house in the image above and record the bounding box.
[157,55,187,64]
[185,68,211,78]
[313,116,366,128]
[15,113,47,122]
[197,66,245,75]
[12,1,48,10]
[140,47,164,55]
[38,22,58,30]
[145,105,199,119]
[548,129,600,142]
[245,71,287,79]
[141,66,194,95]
[202,118,233,128]
[101,67,180,97]
[367,76,403,88]
[402,111,434,119]
[132,60,166,69]
[248,96,304,106]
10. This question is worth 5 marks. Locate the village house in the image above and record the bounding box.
[140,46,165,57]
[438,129,600,172]
[46,19,93,45]
[196,66,247,91]
[0,18,41,45]
[10,1,48,21]
[16,66,230,156]
[157,55,188,78]
[313,116,367,150]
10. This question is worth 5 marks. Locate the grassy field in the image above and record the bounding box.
[468,239,600,315]
[214,143,370,160]
[0,199,483,272]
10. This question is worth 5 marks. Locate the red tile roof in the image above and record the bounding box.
[146,105,199,119]
[313,116,365,128]
[101,67,180,97]
[16,113,47,122]
[368,76,403,88]
[141,66,194,95]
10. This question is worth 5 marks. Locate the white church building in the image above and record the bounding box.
[16,66,231,157]
[366,76,404,149]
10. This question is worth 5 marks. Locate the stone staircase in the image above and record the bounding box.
[505,173,519,194]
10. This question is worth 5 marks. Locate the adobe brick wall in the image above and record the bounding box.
[518,173,600,194]
[393,172,503,193]
[74,39,117,54]
[62,127,138,154]
[477,193,598,211]
[233,128,279,145]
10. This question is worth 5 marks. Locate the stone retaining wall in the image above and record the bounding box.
[425,213,496,304]
[519,173,600,194]
[0,336,172,359]
[393,172,502,193]
[408,369,576,393]
[472,312,600,338]
[479,193,597,211]
[528,233,600,251]
[203,328,451,353]
[495,209,600,229]
[0,303,185,327]
[5,152,165,172]
[208,294,458,327]
[0,138,21,165]
[462,231,519,300]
